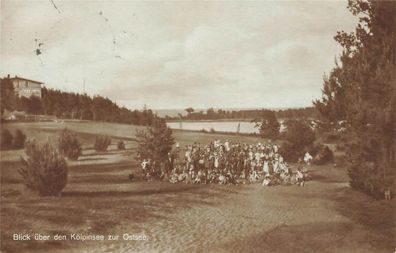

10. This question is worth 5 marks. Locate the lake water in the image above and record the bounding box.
[167,121,287,134]
[167,121,258,134]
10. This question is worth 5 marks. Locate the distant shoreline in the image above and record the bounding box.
[171,128,259,137]
[165,118,255,123]
[165,118,289,123]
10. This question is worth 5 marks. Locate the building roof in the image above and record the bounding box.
[10,76,44,84]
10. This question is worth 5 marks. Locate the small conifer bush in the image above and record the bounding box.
[58,129,82,160]
[19,139,68,196]
[94,135,111,151]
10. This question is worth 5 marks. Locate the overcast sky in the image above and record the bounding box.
[1,0,357,110]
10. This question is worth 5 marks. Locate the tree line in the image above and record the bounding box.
[167,107,317,121]
[0,78,158,126]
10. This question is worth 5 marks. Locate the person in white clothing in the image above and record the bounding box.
[263,160,270,175]
[304,152,313,165]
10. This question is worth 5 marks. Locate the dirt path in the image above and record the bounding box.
[69,179,358,253]
[2,160,394,253]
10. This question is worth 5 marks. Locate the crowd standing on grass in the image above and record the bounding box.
[139,139,311,187]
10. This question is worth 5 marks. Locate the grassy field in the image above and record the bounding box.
[1,121,395,253]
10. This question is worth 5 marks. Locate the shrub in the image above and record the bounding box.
[210,128,216,133]
[1,129,13,150]
[136,119,175,177]
[334,154,347,167]
[313,146,334,165]
[346,134,395,199]
[19,139,68,196]
[58,129,82,160]
[258,110,280,140]
[323,131,342,142]
[94,135,111,151]
[347,161,393,199]
[279,141,299,162]
[13,129,27,149]
[335,143,346,151]
[279,119,315,162]
[117,140,125,150]
[307,143,323,157]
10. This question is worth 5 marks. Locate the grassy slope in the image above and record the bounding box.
[0,121,395,253]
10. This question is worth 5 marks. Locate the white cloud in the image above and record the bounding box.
[1,1,357,109]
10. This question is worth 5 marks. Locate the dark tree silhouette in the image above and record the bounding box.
[136,118,175,176]
[280,119,315,162]
[314,0,396,198]
[0,77,17,115]
[257,110,280,140]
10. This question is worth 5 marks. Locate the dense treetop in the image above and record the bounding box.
[315,0,395,198]
[0,79,158,126]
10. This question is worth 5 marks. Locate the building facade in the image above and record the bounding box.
[10,76,43,98]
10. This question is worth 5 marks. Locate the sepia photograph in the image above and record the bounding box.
[0,0,395,252]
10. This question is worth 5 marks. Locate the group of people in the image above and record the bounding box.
[140,139,311,187]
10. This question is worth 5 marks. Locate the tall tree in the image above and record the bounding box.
[314,0,396,198]
[280,119,316,162]
[185,107,194,115]
[0,77,17,114]
[135,118,175,169]
[257,110,280,140]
